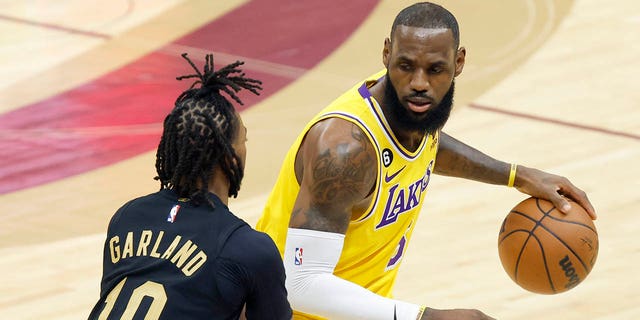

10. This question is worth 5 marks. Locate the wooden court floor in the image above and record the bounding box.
[1,1,639,319]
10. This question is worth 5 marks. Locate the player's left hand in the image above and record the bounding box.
[513,165,597,220]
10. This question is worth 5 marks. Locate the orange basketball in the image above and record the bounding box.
[498,197,598,294]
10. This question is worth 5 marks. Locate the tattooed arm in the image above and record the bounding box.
[435,131,596,219]
[434,131,511,184]
[289,117,377,233]
[282,118,432,319]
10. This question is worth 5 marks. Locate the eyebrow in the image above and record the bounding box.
[396,55,414,62]
[430,61,448,67]
[396,53,448,63]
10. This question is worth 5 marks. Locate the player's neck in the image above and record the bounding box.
[207,167,230,206]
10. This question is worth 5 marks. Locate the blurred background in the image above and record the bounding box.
[1,0,638,319]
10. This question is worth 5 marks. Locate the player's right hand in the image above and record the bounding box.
[421,307,496,320]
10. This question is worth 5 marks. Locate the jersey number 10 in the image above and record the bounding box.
[98,277,167,320]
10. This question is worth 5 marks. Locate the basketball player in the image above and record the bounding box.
[256,2,596,320]
[89,53,292,320]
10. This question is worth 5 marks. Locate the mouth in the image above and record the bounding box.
[406,98,433,113]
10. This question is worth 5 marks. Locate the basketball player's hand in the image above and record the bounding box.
[513,165,596,220]
[421,307,496,320]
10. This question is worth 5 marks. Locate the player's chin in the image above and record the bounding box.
[406,109,431,122]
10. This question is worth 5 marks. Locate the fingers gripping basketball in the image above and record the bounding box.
[498,197,598,294]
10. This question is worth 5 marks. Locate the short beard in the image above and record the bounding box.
[383,74,454,135]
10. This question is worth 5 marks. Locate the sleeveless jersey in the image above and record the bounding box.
[256,71,439,319]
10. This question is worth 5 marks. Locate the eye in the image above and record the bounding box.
[429,66,444,74]
[398,62,413,72]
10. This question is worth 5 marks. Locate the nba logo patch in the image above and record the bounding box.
[167,204,180,223]
[294,247,303,265]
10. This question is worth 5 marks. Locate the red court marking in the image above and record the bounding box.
[0,0,380,194]
[0,13,111,39]
[469,103,640,141]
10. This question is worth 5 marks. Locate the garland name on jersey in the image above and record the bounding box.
[108,230,207,277]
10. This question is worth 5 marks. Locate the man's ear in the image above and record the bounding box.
[454,46,466,77]
[383,38,391,68]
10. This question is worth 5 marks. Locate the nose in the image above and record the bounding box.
[410,69,430,93]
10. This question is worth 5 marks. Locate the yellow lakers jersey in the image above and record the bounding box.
[256,71,439,319]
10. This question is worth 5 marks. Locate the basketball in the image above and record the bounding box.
[498,197,598,294]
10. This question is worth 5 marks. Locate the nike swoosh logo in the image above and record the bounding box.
[384,166,406,183]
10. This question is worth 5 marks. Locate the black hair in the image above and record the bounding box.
[154,53,262,206]
[391,2,460,48]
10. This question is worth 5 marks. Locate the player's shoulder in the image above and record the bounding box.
[225,226,278,254]
[108,190,172,224]
[117,190,171,210]
[220,227,282,269]
[305,115,376,156]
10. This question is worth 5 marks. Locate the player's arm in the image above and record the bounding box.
[285,118,425,319]
[435,131,596,219]
[221,227,292,320]
[242,231,293,320]
[288,118,376,233]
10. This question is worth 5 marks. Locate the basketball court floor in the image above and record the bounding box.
[1,0,639,319]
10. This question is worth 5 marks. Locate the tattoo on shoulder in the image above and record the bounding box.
[311,124,374,205]
[291,123,376,233]
[351,123,367,143]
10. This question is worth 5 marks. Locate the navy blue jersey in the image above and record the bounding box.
[89,190,291,320]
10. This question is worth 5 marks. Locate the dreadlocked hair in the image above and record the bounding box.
[154,52,262,207]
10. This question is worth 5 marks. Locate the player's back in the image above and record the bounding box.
[89,189,291,320]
